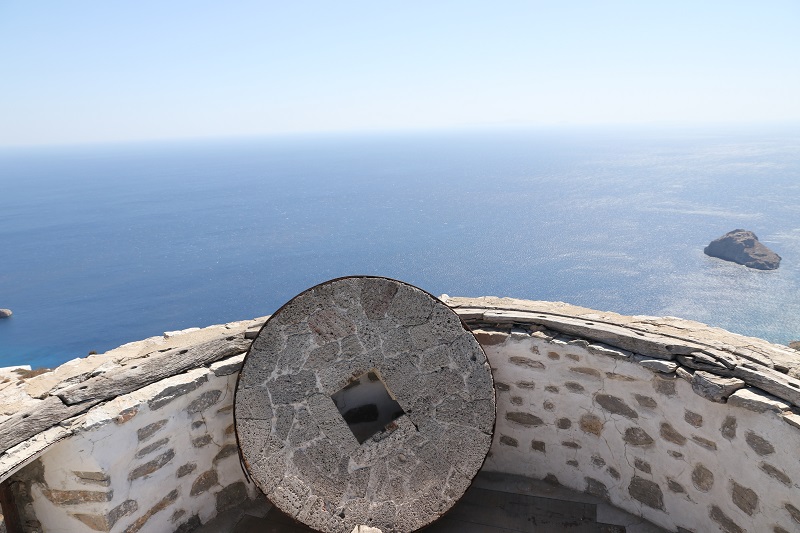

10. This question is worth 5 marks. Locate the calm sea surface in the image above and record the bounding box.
[1,126,799,369]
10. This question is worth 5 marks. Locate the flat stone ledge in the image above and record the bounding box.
[446,297,800,408]
[235,277,495,533]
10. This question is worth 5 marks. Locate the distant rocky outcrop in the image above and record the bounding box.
[704,229,781,270]
[789,341,800,351]
[0,309,12,318]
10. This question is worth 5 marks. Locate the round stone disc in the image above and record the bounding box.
[235,277,495,533]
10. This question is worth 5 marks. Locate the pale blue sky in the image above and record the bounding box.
[1,1,798,146]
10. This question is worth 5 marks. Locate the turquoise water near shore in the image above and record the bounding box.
[1,126,799,369]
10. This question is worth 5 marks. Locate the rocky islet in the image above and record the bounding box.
[704,229,781,270]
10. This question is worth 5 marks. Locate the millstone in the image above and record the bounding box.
[235,277,495,533]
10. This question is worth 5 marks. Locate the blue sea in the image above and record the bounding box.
[1,125,799,370]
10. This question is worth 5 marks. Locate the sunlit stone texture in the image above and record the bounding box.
[235,277,495,533]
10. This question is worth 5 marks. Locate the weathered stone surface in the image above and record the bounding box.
[731,481,758,515]
[174,515,202,533]
[677,353,734,377]
[213,443,238,464]
[57,334,249,405]
[508,357,545,370]
[684,410,703,427]
[236,277,494,533]
[472,329,508,346]
[585,477,609,501]
[628,477,663,510]
[704,229,781,270]
[187,390,222,414]
[709,505,744,533]
[481,309,681,360]
[691,371,745,402]
[73,471,110,487]
[720,416,737,440]
[41,488,113,505]
[729,387,792,413]
[0,309,12,318]
[634,458,651,474]
[564,381,585,393]
[785,503,800,523]
[638,358,677,373]
[667,479,685,493]
[733,364,800,407]
[191,435,212,448]
[556,417,571,429]
[634,394,657,409]
[660,422,687,445]
[691,435,717,450]
[209,353,246,377]
[652,374,677,396]
[745,430,775,456]
[0,395,102,456]
[595,394,638,419]
[499,435,518,447]
[71,499,137,531]
[506,412,543,427]
[579,413,604,436]
[531,440,546,453]
[128,449,175,481]
[676,367,694,382]
[691,464,714,491]
[137,419,168,442]
[216,481,248,513]
[759,462,791,486]
[190,469,218,496]
[147,371,210,411]
[176,463,197,479]
[124,489,179,533]
[623,427,654,447]
[135,437,169,459]
[569,367,602,379]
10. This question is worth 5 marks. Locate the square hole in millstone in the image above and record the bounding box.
[330,369,406,444]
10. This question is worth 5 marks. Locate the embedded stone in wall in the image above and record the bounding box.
[628,477,664,510]
[594,394,638,419]
[71,499,138,531]
[745,430,775,456]
[579,413,603,436]
[730,481,758,515]
[710,505,744,533]
[691,464,714,492]
[235,277,494,533]
[623,427,654,447]
[128,449,175,481]
[720,416,737,440]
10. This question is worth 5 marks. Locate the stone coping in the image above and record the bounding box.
[2,296,799,485]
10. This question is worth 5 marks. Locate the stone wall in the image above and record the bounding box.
[5,353,260,533]
[0,319,266,533]
[2,296,800,532]
[448,297,800,533]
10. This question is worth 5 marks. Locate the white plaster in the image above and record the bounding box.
[484,333,800,533]
[26,361,259,533]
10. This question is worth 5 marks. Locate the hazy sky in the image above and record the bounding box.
[1,1,798,146]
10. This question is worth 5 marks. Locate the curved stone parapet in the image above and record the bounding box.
[235,277,494,533]
[1,295,799,532]
[445,296,800,533]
